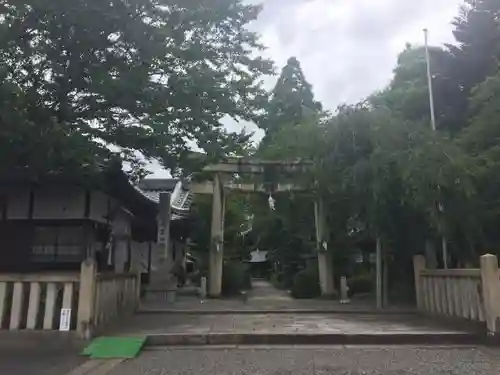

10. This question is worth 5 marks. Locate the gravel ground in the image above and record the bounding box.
[109,346,500,375]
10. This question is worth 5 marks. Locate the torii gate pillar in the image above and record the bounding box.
[208,173,225,297]
[315,197,335,297]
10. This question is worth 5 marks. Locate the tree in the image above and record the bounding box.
[447,0,500,96]
[0,0,273,175]
[455,73,500,252]
[370,45,465,134]
[0,81,115,176]
[243,57,323,281]
[258,57,322,146]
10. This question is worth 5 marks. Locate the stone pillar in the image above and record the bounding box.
[157,192,172,262]
[383,248,389,307]
[413,255,426,310]
[314,197,334,297]
[200,276,207,299]
[480,254,500,337]
[149,192,174,288]
[441,235,449,269]
[209,173,225,297]
[376,237,383,310]
[77,258,97,339]
[340,276,350,304]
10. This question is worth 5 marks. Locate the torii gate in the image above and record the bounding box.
[190,158,335,298]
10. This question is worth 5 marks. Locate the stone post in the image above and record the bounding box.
[376,238,383,310]
[200,276,207,299]
[77,258,97,340]
[480,254,500,337]
[209,173,225,297]
[157,192,172,263]
[383,248,389,307]
[135,268,142,307]
[150,192,175,290]
[314,197,334,297]
[340,276,350,304]
[413,255,426,310]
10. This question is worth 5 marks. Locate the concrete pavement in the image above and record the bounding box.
[109,312,479,346]
[115,280,481,346]
[0,332,85,375]
[140,280,415,314]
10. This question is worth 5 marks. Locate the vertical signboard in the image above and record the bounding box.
[157,192,171,260]
[59,308,71,331]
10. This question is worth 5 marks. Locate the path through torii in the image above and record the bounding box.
[190,158,335,298]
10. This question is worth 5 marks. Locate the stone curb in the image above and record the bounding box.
[145,332,481,347]
[62,359,124,375]
[137,309,418,315]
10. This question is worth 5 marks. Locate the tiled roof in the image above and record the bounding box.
[138,178,178,191]
[249,250,268,263]
[136,178,193,220]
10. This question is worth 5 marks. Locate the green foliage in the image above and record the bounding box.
[370,45,465,133]
[0,0,273,175]
[248,0,500,291]
[447,0,500,97]
[221,262,251,296]
[7,0,500,286]
[246,57,323,279]
[347,274,373,295]
[270,272,285,289]
[291,268,320,299]
[190,192,253,264]
[258,57,322,148]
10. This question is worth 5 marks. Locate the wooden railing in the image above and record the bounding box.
[419,269,484,321]
[93,272,140,330]
[0,273,80,330]
[414,254,500,336]
[0,260,141,337]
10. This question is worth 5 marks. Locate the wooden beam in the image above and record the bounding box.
[202,158,312,174]
[208,157,312,166]
[190,182,307,195]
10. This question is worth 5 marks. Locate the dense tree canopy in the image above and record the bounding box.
[0,0,273,176]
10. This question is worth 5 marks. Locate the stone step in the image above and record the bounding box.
[143,332,482,347]
[137,308,418,315]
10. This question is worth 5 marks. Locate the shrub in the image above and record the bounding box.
[242,268,252,290]
[291,269,321,299]
[282,265,300,289]
[270,272,285,289]
[348,274,373,295]
[222,262,251,296]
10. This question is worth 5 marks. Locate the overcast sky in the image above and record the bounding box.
[150,0,464,177]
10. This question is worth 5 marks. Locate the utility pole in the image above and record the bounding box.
[424,28,448,268]
[424,29,437,132]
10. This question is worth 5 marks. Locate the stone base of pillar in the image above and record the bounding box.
[148,258,177,294]
[208,249,223,297]
[318,251,335,297]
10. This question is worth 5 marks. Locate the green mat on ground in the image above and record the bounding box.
[82,336,146,359]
